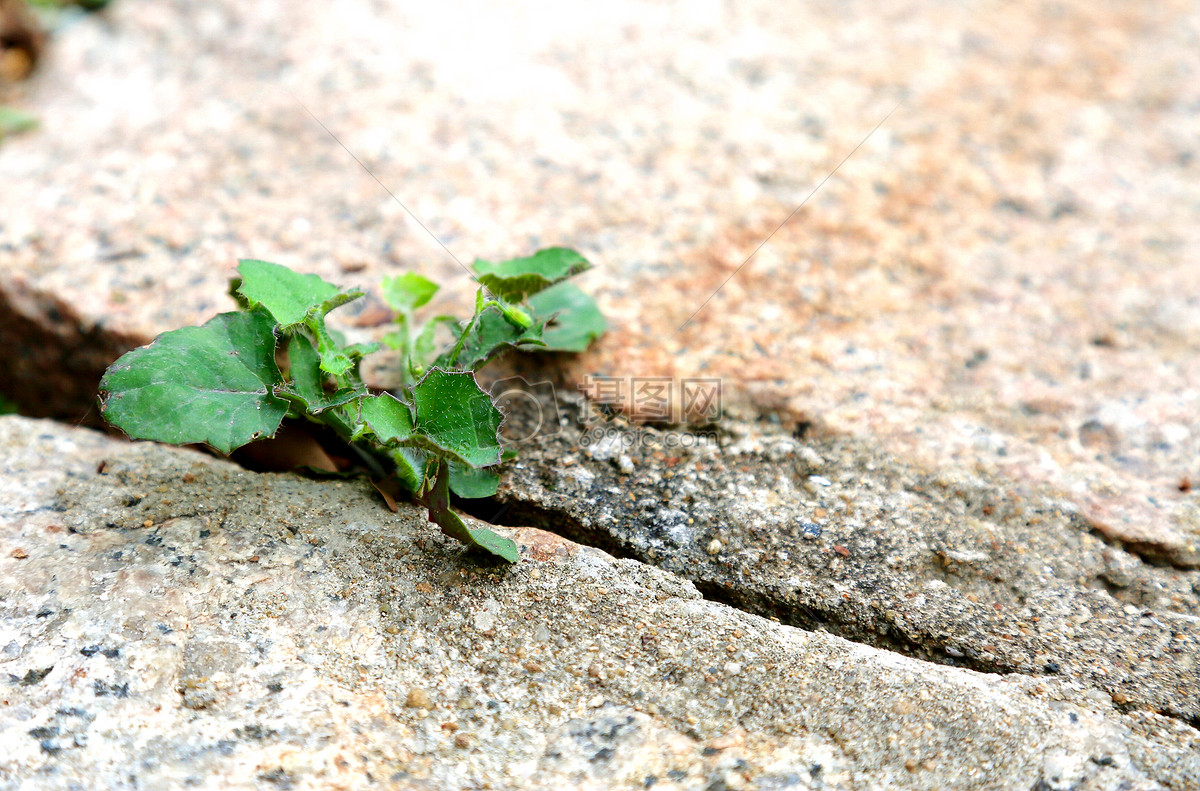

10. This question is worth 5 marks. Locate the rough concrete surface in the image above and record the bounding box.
[1,0,1199,788]
[486,393,1200,726]
[2,416,1199,790]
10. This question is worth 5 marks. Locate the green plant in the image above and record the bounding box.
[98,248,605,563]
[0,106,38,141]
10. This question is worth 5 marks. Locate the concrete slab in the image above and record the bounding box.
[1,416,1197,789]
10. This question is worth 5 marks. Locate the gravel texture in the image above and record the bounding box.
[2,415,1199,790]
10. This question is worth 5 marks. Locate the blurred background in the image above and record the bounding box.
[1,0,1197,559]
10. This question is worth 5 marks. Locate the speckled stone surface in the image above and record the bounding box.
[0,0,1197,564]
[2,416,1198,790]
[487,392,1200,727]
[1,3,1200,785]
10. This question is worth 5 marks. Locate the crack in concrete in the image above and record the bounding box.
[468,483,1200,735]
[0,277,141,425]
[459,395,1200,730]
[458,492,980,671]
[2,289,1196,732]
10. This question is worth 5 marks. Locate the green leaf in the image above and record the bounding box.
[306,324,378,379]
[381,272,439,312]
[342,342,381,359]
[382,325,408,352]
[527,281,607,352]
[471,247,591,302]
[234,259,362,328]
[407,368,503,468]
[357,393,415,444]
[448,462,501,499]
[434,306,547,371]
[390,446,430,494]
[412,315,462,369]
[310,321,355,376]
[0,107,38,140]
[389,315,463,382]
[276,385,364,416]
[99,311,288,454]
[419,462,518,563]
[278,335,364,414]
[287,334,325,401]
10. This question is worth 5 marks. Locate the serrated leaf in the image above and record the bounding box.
[381,272,439,312]
[99,310,287,454]
[358,393,415,444]
[434,306,547,371]
[234,259,362,328]
[527,281,607,352]
[419,462,518,563]
[471,247,591,302]
[407,368,502,468]
[448,462,501,499]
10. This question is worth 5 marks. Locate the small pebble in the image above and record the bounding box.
[723,662,742,676]
[706,539,722,555]
[616,454,635,474]
[405,687,432,709]
[766,442,793,462]
[708,733,738,750]
[800,522,822,539]
[798,447,825,467]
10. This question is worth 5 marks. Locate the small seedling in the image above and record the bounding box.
[98,248,605,563]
